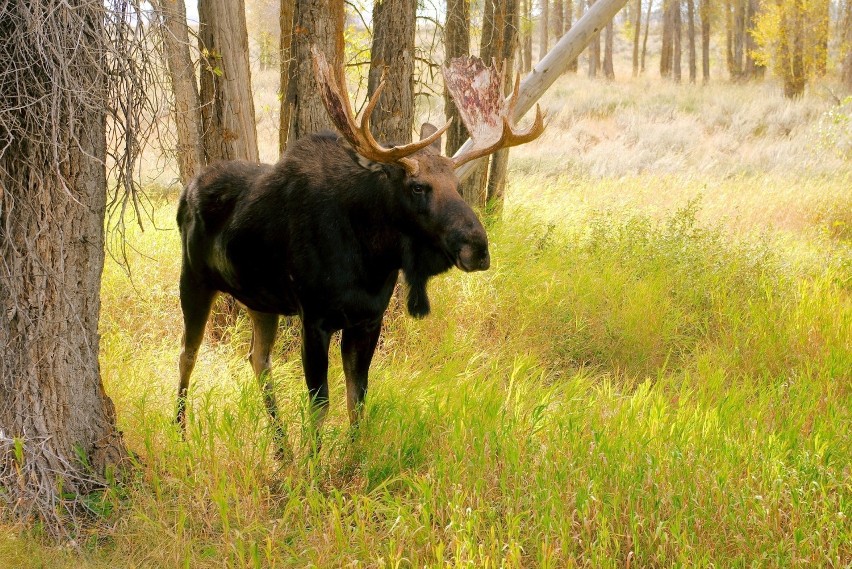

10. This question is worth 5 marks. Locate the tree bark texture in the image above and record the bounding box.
[154,0,205,186]
[539,0,550,59]
[567,0,578,71]
[521,0,534,72]
[632,0,641,76]
[287,0,345,141]
[843,0,852,89]
[700,0,710,82]
[673,0,682,82]
[198,0,259,163]
[687,0,696,82]
[279,0,295,153]
[368,0,416,144]
[603,20,614,78]
[0,1,126,529]
[588,0,600,77]
[641,0,652,71]
[660,0,673,77]
[445,0,472,155]
[553,0,564,37]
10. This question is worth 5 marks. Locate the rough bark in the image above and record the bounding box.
[539,0,550,59]
[553,0,564,37]
[153,0,205,186]
[641,0,652,71]
[687,0,696,82]
[445,0,472,155]
[843,0,852,90]
[603,20,615,79]
[198,0,259,163]
[368,0,416,144]
[673,0,682,82]
[661,0,673,77]
[287,0,345,141]
[279,0,295,153]
[700,0,710,82]
[0,0,127,531]
[632,0,641,76]
[588,0,600,77]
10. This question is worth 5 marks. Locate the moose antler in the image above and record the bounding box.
[311,47,451,176]
[443,57,545,168]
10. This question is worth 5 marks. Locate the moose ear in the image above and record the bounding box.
[419,123,443,153]
[337,136,385,172]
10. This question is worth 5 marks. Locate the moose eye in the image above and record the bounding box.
[411,184,426,195]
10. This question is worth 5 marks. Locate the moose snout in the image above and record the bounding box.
[456,237,490,272]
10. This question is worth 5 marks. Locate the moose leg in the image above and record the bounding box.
[341,319,382,428]
[246,309,291,460]
[176,271,217,429]
[300,320,331,452]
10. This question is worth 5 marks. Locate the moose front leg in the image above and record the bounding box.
[300,319,331,452]
[341,319,382,429]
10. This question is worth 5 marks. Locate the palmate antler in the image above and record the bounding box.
[311,47,450,176]
[443,57,545,168]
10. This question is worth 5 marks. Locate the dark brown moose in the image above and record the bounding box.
[175,50,544,455]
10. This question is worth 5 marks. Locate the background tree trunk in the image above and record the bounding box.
[198,0,259,163]
[554,0,565,38]
[603,20,615,78]
[588,0,600,77]
[539,0,550,59]
[687,0,696,82]
[661,0,673,77]
[0,0,126,531]
[700,0,711,82]
[843,0,852,89]
[567,0,579,71]
[522,0,534,72]
[633,0,642,76]
[368,0,416,144]
[445,0,472,155]
[287,0,345,141]
[641,0,653,71]
[725,0,735,77]
[154,0,205,186]
[673,0,683,82]
[279,0,295,153]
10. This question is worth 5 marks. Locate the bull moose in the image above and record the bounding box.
[175,51,544,453]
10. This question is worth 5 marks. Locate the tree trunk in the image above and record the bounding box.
[588,0,600,77]
[641,0,652,71]
[843,0,852,90]
[673,0,682,82]
[153,0,205,186]
[287,0,345,141]
[368,0,416,144]
[743,0,764,78]
[632,0,641,76]
[486,0,520,212]
[279,0,295,153]
[603,20,615,78]
[522,0,534,72]
[686,0,696,82]
[814,0,829,76]
[198,0,259,163]
[567,0,578,71]
[725,0,735,77]
[778,0,805,98]
[660,0,673,77]
[445,0,472,155]
[539,0,550,58]
[700,0,710,82]
[553,0,564,38]
[0,0,126,531]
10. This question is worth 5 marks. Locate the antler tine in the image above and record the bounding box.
[312,47,452,175]
[451,103,545,168]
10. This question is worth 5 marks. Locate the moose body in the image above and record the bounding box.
[176,52,543,454]
[176,131,490,445]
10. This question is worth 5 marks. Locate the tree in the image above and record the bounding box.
[661,0,674,77]
[567,0,579,71]
[1,0,148,531]
[641,0,653,71]
[603,20,615,78]
[687,0,697,82]
[700,0,711,82]
[588,0,601,77]
[554,0,565,38]
[445,0,472,154]
[725,0,764,80]
[633,0,642,76]
[540,0,550,58]
[286,0,344,141]
[369,0,417,144]
[279,0,296,152]
[844,0,852,89]
[153,0,205,186]
[198,0,259,163]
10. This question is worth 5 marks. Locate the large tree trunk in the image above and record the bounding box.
[445,0,472,155]
[368,0,416,144]
[603,20,615,79]
[287,0,345,141]
[641,0,652,72]
[279,0,296,153]
[687,0,696,82]
[539,0,550,58]
[700,0,710,82]
[199,0,259,163]
[661,0,673,77]
[0,0,126,531]
[632,0,641,76]
[153,0,205,186]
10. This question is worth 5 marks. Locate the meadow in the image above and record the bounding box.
[2,71,850,566]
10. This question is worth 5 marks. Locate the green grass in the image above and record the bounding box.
[4,170,850,566]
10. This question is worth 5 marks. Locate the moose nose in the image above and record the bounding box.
[457,242,490,272]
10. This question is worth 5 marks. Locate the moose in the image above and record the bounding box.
[175,51,544,453]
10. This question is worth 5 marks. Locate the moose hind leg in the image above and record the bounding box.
[247,309,289,459]
[341,320,382,429]
[177,271,216,430]
[300,320,331,452]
